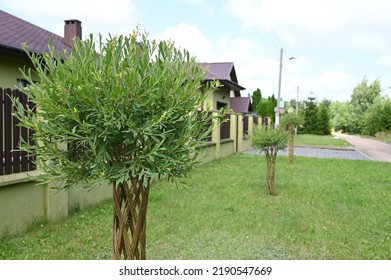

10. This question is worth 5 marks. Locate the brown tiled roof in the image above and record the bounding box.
[198,62,245,96]
[0,9,72,56]
[230,96,252,113]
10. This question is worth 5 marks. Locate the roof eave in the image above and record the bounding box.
[0,44,29,58]
[203,78,245,92]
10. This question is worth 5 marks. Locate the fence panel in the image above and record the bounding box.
[220,114,231,140]
[253,116,258,126]
[243,115,249,135]
[1,88,35,175]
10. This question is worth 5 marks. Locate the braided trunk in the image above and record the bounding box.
[112,178,150,260]
[288,129,295,164]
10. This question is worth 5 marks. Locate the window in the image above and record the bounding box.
[16,78,31,88]
[216,101,227,110]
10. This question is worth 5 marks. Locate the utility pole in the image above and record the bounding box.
[275,48,283,127]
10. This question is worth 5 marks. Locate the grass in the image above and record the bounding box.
[294,134,353,149]
[1,154,390,260]
[375,132,391,144]
[356,132,391,145]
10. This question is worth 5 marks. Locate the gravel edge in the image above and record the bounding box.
[243,146,372,161]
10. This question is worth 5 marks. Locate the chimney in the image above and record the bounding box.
[64,19,82,46]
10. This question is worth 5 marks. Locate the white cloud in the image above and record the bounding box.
[225,0,391,52]
[157,23,215,60]
[287,70,357,102]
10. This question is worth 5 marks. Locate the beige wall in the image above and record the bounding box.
[204,87,231,110]
[0,174,112,238]
[0,180,45,236]
[0,54,38,89]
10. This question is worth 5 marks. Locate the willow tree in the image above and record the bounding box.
[14,30,217,259]
[280,114,303,164]
[251,127,288,195]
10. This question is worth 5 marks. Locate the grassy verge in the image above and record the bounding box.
[354,132,391,145]
[1,154,390,259]
[375,132,391,144]
[294,134,353,149]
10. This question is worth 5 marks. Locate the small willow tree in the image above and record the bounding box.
[251,127,288,195]
[280,114,303,164]
[14,30,218,260]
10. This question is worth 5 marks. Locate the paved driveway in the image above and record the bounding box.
[333,133,391,163]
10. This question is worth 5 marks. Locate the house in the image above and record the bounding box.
[198,62,245,110]
[230,95,253,114]
[0,9,81,88]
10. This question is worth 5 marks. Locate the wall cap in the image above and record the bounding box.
[0,171,42,188]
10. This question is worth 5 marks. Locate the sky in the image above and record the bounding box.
[1,0,391,102]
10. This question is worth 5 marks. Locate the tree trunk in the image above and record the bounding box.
[112,178,150,260]
[265,152,276,195]
[288,129,295,164]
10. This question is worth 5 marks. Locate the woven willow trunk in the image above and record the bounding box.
[288,129,295,164]
[265,156,276,195]
[112,178,150,260]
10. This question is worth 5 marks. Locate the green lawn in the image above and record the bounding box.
[294,134,353,149]
[1,154,390,259]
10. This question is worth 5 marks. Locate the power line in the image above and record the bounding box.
[257,0,283,48]
[238,0,279,60]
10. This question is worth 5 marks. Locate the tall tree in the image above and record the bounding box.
[299,94,319,134]
[330,101,351,133]
[268,94,277,124]
[252,88,262,114]
[363,96,391,136]
[317,99,331,135]
[349,78,381,133]
[14,31,217,260]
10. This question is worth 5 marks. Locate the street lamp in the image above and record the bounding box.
[275,48,297,127]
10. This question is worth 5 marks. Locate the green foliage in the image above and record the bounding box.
[348,78,381,133]
[330,79,389,136]
[330,101,351,132]
[251,88,262,113]
[280,114,303,132]
[14,30,218,189]
[251,89,276,124]
[298,95,330,135]
[298,94,319,134]
[317,99,331,135]
[251,127,288,152]
[363,96,391,136]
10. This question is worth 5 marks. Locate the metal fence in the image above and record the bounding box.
[1,87,35,175]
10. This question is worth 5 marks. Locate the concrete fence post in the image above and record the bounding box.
[211,111,220,160]
[229,112,237,152]
[247,114,254,136]
[237,113,244,152]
